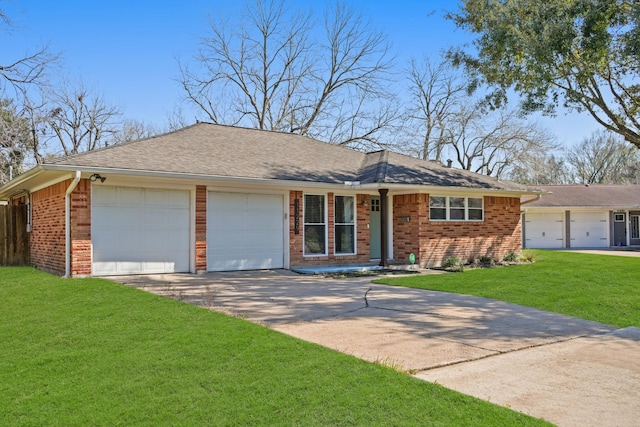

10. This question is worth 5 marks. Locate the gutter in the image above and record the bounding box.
[65,171,82,278]
[520,194,542,206]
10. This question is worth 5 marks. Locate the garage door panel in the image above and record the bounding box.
[570,212,608,248]
[208,192,284,271]
[525,213,564,249]
[119,187,144,204]
[92,186,190,276]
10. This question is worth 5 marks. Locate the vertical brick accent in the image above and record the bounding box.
[30,181,68,276]
[195,185,207,272]
[289,191,304,266]
[392,194,427,263]
[393,194,522,267]
[70,179,92,276]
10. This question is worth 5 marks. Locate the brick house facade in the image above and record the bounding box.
[393,194,521,267]
[1,123,537,277]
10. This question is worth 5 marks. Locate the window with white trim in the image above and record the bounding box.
[429,196,484,221]
[334,195,355,254]
[304,194,326,255]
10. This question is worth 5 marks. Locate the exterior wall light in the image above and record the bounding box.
[90,173,106,183]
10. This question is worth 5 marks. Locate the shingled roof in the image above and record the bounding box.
[45,123,529,192]
[525,185,640,208]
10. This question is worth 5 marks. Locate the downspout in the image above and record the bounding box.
[65,171,82,278]
[520,194,542,250]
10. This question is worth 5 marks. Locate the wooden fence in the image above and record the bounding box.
[0,204,30,266]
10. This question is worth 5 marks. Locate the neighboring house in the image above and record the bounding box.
[0,123,537,277]
[521,184,640,249]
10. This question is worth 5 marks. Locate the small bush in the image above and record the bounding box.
[478,255,494,266]
[442,256,465,272]
[503,252,519,262]
[521,250,536,262]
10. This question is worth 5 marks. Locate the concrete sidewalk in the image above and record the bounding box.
[113,270,640,427]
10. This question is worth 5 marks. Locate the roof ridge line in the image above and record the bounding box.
[375,150,389,183]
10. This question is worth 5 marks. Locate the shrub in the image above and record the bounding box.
[503,251,519,262]
[521,250,536,262]
[478,255,494,266]
[442,256,464,272]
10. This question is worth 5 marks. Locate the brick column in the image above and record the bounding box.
[195,185,207,272]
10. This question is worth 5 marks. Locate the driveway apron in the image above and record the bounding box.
[113,270,640,427]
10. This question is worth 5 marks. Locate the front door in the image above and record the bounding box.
[613,212,627,246]
[369,197,381,259]
[630,213,640,246]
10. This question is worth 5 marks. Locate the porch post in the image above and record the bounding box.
[379,189,389,267]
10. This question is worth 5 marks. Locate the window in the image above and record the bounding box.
[304,194,326,255]
[429,196,484,221]
[335,196,355,254]
[429,196,446,220]
[614,213,625,222]
[468,197,483,220]
[449,197,465,220]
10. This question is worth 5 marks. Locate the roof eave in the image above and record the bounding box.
[2,163,543,198]
[357,182,540,197]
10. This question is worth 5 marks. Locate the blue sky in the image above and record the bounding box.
[4,0,599,148]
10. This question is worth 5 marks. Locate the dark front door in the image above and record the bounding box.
[613,212,627,246]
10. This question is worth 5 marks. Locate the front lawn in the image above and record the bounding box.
[377,250,640,328]
[0,267,546,426]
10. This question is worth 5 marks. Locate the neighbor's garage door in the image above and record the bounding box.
[207,192,284,271]
[524,212,565,249]
[569,212,608,248]
[92,186,190,276]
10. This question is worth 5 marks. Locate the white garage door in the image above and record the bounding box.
[570,212,608,248]
[524,212,565,249]
[92,186,190,276]
[207,192,284,271]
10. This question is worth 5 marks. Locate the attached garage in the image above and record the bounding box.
[207,191,285,271]
[569,212,608,248]
[523,212,565,249]
[92,186,191,275]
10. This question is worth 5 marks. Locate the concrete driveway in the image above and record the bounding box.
[112,270,640,427]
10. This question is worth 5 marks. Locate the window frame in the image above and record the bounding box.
[303,193,328,256]
[429,195,484,222]
[334,195,356,255]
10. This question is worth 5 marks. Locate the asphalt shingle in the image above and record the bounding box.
[48,123,531,191]
[526,184,640,208]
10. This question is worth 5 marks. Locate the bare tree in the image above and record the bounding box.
[46,82,122,155]
[1,6,57,97]
[178,0,397,147]
[111,119,160,145]
[442,105,557,179]
[405,56,466,161]
[508,154,573,185]
[566,131,640,184]
[0,98,32,183]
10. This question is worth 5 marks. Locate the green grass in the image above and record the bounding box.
[0,267,546,426]
[378,250,640,328]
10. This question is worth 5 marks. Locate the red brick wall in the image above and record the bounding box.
[289,191,371,268]
[70,179,91,276]
[30,179,93,277]
[393,194,522,267]
[30,181,68,275]
[195,185,207,272]
[392,194,426,263]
